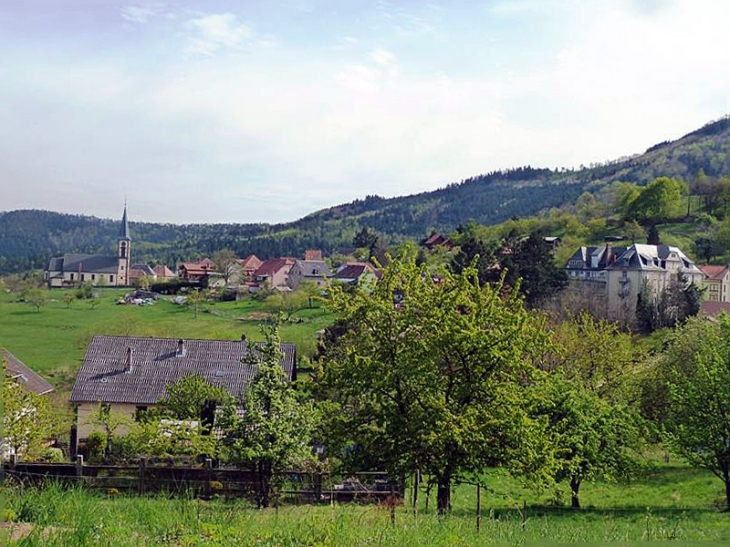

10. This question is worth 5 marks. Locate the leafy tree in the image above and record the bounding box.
[89,403,134,457]
[63,293,74,309]
[219,325,316,508]
[449,234,497,286]
[353,227,378,250]
[646,224,661,245]
[627,177,686,223]
[315,248,550,513]
[623,220,645,243]
[636,273,703,333]
[532,374,644,508]
[119,418,218,460]
[23,288,46,312]
[265,290,309,322]
[185,288,205,318]
[212,249,240,286]
[155,375,233,424]
[695,237,716,263]
[662,315,730,508]
[495,231,568,307]
[2,360,56,460]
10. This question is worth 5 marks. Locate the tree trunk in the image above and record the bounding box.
[570,476,581,509]
[258,461,272,508]
[723,466,730,512]
[436,473,451,515]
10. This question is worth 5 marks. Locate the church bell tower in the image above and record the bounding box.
[117,204,131,286]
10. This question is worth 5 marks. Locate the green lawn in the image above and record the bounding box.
[0,288,334,391]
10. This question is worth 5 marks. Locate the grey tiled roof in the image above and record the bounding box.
[60,253,120,274]
[70,336,296,405]
[2,348,55,394]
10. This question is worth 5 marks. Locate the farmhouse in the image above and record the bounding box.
[69,335,296,445]
[333,262,380,286]
[2,348,54,394]
[45,205,132,287]
[288,258,332,290]
[698,264,730,303]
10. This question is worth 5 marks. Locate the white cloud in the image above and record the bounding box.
[121,5,158,24]
[370,47,396,66]
[184,13,253,56]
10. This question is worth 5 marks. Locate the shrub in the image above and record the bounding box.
[85,432,108,464]
[41,447,66,463]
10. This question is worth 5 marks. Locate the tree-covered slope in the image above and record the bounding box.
[1,116,727,274]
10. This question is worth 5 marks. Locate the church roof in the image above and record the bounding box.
[61,254,120,274]
[119,205,130,239]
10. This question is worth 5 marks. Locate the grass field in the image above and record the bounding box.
[0,288,334,391]
[3,463,730,546]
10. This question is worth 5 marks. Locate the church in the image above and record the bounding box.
[45,206,132,288]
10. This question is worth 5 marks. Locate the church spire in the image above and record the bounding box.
[118,203,130,240]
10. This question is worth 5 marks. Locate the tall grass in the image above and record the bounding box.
[3,480,730,546]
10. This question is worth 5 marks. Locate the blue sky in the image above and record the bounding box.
[1,0,728,223]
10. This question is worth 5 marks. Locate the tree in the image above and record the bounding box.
[646,224,661,245]
[496,231,568,307]
[218,325,316,508]
[155,375,233,424]
[23,288,46,312]
[449,234,497,286]
[89,403,134,457]
[353,227,378,250]
[213,249,240,286]
[627,177,686,224]
[695,237,716,263]
[186,288,205,318]
[315,248,550,513]
[636,273,703,333]
[63,293,74,309]
[662,315,730,509]
[264,290,309,322]
[623,220,645,244]
[2,360,56,460]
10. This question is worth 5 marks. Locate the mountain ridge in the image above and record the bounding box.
[1,115,727,274]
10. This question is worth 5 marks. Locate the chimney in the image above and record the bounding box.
[177,339,186,357]
[605,242,613,267]
[240,333,247,344]
[125,347,133,373]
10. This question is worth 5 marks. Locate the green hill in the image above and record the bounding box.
[0,116,727,274]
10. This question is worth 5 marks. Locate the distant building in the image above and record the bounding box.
[698,264,730,302]
[45,206,131,287]
[288,259,332,290]
[565,243,704,322]
[178,258,216,283]
[251,258,296,291]
[422,232,454,250]
[128,264,156,286]
[334,262,380,287]
[153,265,176,281]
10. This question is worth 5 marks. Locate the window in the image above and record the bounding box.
[91,274,95,280]
[109,275,114,283]
[135,406,148,421]
[81,274,85,281]
[70,273,75,280]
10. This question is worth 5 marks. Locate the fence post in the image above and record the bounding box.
[204,458,213,499]
[75,454,84,478]
[138,457,147,495]
[313,472,322,503]
[476,484,482,533]
[413,470,420,519]
[390,481,396,526]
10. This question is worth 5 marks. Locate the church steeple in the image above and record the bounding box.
[117,204,131,285]
[118,203,131,240]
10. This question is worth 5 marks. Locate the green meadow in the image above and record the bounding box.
[0,288,333,391]
[3,463,730,546]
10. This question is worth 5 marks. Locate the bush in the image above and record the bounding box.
[41,447,66,463]
[150,279,200,295]
[85,432,108,464]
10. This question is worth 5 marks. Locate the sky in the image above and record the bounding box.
[1,0,729,224]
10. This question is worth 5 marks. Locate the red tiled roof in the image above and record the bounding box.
[336,262,377,280]
[153,265,175,278]
[255,258,291,277]
[305,250,323,261]
[701,301,730,317]
[240,255,262,270]
[698,264,729,280]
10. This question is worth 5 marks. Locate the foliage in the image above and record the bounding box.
[449,231,497,286]
[88,403,133,456]
[635,273,703,333]
[315,247,551,513]
[1,360,56,460]
[185,288,205,318]
[119,418,218,460]
[264,290,310,322]
[493,231,568,307]
[218,324,317,507]
[531,373,645,508]
[662,315,730,508]
[155,374,233,423]
[85,432,108,464]
[212,249,240,285]
[626,177,687,224]
[22,287,46,312]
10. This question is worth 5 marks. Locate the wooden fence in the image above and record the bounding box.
[3,456,398,504]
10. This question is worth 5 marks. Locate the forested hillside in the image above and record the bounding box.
[0,116,727,274]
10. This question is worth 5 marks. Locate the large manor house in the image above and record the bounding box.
[45,206,132,288]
